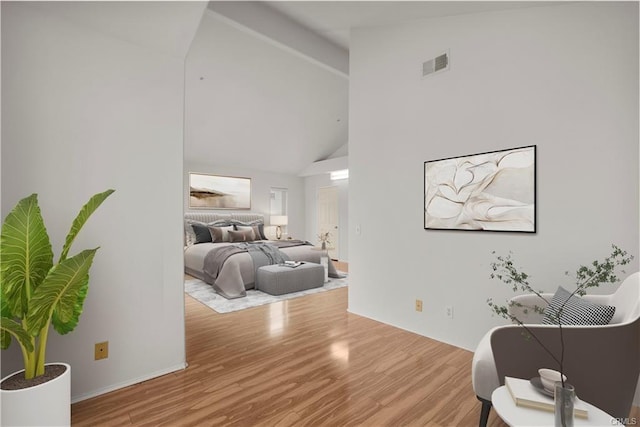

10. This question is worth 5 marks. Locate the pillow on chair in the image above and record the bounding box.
[542,286,615,325]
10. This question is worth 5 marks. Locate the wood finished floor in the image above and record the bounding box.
[72,285,639,426]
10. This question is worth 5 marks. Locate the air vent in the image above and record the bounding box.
[422,51,450,78]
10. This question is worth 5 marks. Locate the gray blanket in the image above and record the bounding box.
[240,241,291,274]
[203,244,246,284]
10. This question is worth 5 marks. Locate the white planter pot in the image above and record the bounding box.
[1,363,70,427]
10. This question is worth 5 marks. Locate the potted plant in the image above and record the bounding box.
[487,244,632,426]
[318,231,331,251]
[1,189,114,426]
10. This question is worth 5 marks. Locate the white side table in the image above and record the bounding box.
[491,386,622,426]
[311,246,330,282]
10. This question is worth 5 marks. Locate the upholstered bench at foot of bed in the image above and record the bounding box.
[256,263,325,295]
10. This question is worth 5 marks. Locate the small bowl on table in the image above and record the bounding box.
[538,368,567,393]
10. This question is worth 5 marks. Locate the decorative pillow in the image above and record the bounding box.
[209,220,232,227]
[184,220,203,246]
[542,286,615,326]
[255,224,267,240]
[208,225,235,243]
[234,225,260,241]
[191,223,213,244]
[185,219,231,245]
[228,229,255,243]
[232,221,267,240]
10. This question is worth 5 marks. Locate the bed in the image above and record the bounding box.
[184,212,340,299]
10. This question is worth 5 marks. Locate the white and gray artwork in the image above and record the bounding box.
[189,173,251,209]
[424,146,536,232]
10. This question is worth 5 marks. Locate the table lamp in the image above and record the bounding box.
[270,215,288,240]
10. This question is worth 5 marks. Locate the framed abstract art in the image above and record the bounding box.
[189,173,251,210]
[424,145,536,232]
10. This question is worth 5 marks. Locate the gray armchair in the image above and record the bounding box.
[471,272,640,427]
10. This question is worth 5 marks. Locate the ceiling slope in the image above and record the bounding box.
[266,1,561,49]
[185,11,348,175]
[209,1,349,77]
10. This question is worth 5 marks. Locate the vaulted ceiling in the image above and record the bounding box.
[184,1,554,175]
[184,6,348,175]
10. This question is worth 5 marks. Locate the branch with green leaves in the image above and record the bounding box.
[487,245,633,388]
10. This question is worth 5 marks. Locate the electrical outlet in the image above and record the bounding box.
[415,299,423,312]
[95,341,109,360]
[445,306,454,319]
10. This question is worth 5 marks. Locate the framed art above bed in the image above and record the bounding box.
[189,173,251,209]
[424,145,536,233]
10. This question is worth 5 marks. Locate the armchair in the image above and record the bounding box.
[471,272,640,427]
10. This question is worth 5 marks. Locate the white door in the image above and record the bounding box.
[317,186,339,260]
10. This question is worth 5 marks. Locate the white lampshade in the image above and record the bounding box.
[270,215,288,226]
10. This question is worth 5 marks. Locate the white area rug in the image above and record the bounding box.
[184,275,348,314]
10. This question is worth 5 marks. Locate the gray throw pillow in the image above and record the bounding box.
[255,224,267,240]
[232,220,267,240]
[208,225,234,242]
[191,223,212,244]
[228,229,255,242]
[542,286,615,326]
[184,220,203,246]
[234,225,259,241]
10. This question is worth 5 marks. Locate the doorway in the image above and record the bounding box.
[317,186,339,260]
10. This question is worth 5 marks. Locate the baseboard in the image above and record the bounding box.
[70,362,187,404]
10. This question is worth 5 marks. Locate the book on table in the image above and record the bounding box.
[504,376,589,419]
[282,261,302,268]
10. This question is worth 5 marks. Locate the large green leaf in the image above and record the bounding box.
[0,298,11,349]
[0,325,10,349]
[52,273,89,334]
[26,248,97,335]
[1,317,34,352]
[59,189,114,262]
[1,194,53,318]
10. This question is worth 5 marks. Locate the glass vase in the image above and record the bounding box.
[554,382,575,427]
[320,256,329,282]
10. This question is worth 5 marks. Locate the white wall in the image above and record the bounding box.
[1,2,204,401]
[184,10,348,176]
[304,174,349,260]
[349,0,638,355]
[185,161,306,239]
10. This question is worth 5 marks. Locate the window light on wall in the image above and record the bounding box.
[330,169,349,180]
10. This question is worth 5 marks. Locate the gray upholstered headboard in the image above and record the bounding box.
[184,212,265,224]
[183,212,266,246]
